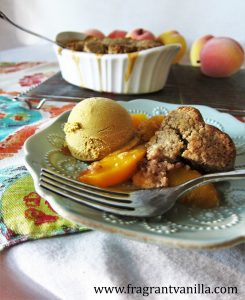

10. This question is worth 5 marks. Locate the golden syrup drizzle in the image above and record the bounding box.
[57,47,63,55]
[96,54,103,91]
[124,52,138,82]
[72,52,83,87]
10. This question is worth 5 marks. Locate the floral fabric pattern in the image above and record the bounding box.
[19,72,55,87]
[0,62,43,74]
[0,61,88,250]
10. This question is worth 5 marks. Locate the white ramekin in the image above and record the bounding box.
[54,42,180,94]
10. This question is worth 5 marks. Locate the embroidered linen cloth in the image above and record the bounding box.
[0,61,88,250]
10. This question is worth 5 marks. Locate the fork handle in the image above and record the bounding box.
[175,169,245,197]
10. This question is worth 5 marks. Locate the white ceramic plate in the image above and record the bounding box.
[24,100,245,249]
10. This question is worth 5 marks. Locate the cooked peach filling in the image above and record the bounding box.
[78,113,222,208]
[168,167,220,208]
[78,145,146,188]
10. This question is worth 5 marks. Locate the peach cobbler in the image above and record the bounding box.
[64,98,236,209]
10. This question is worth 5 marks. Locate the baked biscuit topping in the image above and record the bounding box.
[133,107,236,188]
[65,36,163,54]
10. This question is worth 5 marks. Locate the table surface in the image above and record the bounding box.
[0,45,244,300]
[26,66,245,114]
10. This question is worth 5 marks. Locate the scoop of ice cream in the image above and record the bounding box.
[64,97,135,161]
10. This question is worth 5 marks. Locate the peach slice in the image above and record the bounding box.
[131,113,148,128]
[137,115,165,142]
[78,145,146,187]
[168,166,220,208]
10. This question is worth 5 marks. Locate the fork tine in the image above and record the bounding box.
[40,180,135,216]
[41,168,129,198]
[40,174,131,203]
[40,173,133,206]
[40,176,131,206]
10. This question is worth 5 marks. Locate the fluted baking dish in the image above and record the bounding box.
[54,40,180,94]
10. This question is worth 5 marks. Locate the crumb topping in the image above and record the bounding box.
[133,106,236,188]
[65,36,163,54]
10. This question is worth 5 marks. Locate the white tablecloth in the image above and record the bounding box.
[1,231,245,300]
[0,44,244,300]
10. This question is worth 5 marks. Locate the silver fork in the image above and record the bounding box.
[40,168,245,217]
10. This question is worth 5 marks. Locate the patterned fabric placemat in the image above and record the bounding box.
[0,62,88,250]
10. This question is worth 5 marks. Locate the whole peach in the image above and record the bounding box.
[127,28,155,40]
[190,35,214,66]
[84,29,105,39]
[158,30,187,64]
[108,30,127,39]
[200,37,244,77]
